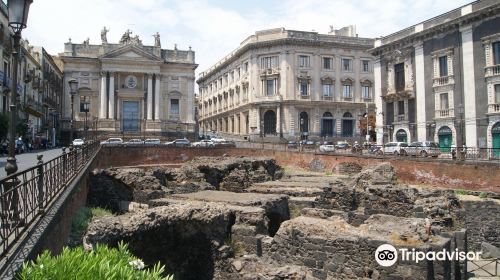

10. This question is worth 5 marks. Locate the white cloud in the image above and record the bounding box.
[23,0,471,86]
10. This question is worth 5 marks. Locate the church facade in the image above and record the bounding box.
[58,29,197,141]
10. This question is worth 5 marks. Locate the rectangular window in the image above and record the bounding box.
[362,86,371,99]
[493,41,500,65]
[266,79,274,96]
[260,56,278,69]
[395,63,405,92]
[170,99,179,115]
[439,56,448,77]
[495,84,500,104]
[300,81,308,96]
[440,92,449,110]
[342,58,352,71]
[79,96,90,112]
[398,100,405,115]
[299,55,310,68]
[323,57,333,69]
[322,84,332,97]
[362,60,369,72]
[243,62,248,73]
[342,85,352,98]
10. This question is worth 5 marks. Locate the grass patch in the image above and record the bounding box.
[18,242,171,280]
[69,207,113,247]
[479,192,488,199]
[454,189,469,196]
[325,170,333,176]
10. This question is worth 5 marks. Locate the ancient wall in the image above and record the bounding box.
[461,198,500,251]
[98,146,500,193]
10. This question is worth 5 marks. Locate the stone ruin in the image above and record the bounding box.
[82,157,499,280]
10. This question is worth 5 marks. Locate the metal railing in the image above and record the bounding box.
[233,141,500,162]
[0,141,100,257]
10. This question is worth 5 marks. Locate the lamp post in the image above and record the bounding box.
[83,102,89,140]
[68,78,78,144]
[5,0,33,176]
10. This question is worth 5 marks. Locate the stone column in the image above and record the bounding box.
[460,24,477,147]
[276,106,281,135]
[100,73,107,119]
[147,74,153,120]
[373,58,384,144]
[414,42,427,141]
[154,74,161,120]
[108,73,115,119]
[186,76,195,123]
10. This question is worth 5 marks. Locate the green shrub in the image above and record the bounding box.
[18,242,172,280]
[454,189,469,196]
[479,192,488,199]
[69,207,113,247]
[91,207,113,217]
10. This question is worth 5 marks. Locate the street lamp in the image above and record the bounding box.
[83,102,89,140]
[5,0,33,176]
[68,78,78,143]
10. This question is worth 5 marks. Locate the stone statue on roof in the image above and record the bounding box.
[153,32,161,47]
[101,26,110,44]
[119,29,132,44]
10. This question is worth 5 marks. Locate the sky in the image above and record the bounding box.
[23,0,471,84]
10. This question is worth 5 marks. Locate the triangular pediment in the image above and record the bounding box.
[100,45,162,62]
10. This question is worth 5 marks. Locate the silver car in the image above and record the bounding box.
[405,141,441,157]
[383,142,408,156]
[144,139,161,146]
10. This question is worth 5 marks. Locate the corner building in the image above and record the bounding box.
[371,0,500,153]
[197,28,375,141]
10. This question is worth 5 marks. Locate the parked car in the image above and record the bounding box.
[124,139,144,145]
[319,141,336,152]
[406,141,441,157]
[101,138,123,146]
[335,141,351,150]
[287,141,299,150]
[383,142,408,156]
[166,139,191,147]
[210,137,226,144]
[144,139,161,146]
[217,140,236,147]
[192,139,215,148]
[72,139,85,147]
[302,140,317,150]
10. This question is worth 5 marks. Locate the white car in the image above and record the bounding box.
[383,142,408,156]
[72,139,85,146]
[124,139,144,145]
[192,139,215,148]
[319,141,336,152]
[211,137,226,144]
[144,139,161,146]
[101,138,123,145]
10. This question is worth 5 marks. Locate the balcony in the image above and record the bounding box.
[485,65,500,77]
[322,96,333,101]
[169,114,180,120]
[488,103,500,114]
[300,94,310,99]
[433,75,454,87]
[342,96,353,102]
[435,108,454,118]
[259,67,280,76]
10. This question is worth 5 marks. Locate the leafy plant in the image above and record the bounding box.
[454,189,469,196]
[479,192,488,199]
[69,207,113,247]
[18,242,172,280]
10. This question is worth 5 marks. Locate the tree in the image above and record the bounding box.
[16,119,29,139]
[0,113,9,141]
[358,114,376,140]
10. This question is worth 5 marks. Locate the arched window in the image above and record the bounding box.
[342,112,354,137]
[321,112,335,137]
[263,110,276,135]
[343,112,353,118]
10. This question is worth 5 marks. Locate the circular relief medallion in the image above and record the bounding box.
[125,75,137,89]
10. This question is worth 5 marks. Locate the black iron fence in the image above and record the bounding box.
[0,141,100,257]
[234,141,500,163]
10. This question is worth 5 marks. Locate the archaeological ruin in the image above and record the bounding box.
[79,156,500,280]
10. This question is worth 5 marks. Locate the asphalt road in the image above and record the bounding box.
[0,148,63,179]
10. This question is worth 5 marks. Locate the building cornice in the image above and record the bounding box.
[197,35,374,84]
[370,2,500,55]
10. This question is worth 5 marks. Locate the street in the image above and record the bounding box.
[0,148,63,179]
